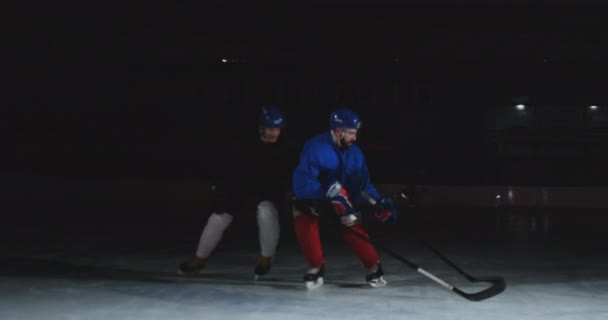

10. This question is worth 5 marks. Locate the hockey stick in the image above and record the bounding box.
[352,191,506,301]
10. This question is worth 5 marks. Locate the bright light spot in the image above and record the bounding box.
[515,104,526,111]
[221,58,228,63]
[496,195,501,199]
[590,105,598,111]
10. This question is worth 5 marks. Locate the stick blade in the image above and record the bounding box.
[454,276,506,301]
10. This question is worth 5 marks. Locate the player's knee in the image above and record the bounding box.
[257,201,278,219]
[257,200,277,211]
[208,212,233,230]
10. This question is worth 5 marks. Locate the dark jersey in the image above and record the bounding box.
[228,135,296,203]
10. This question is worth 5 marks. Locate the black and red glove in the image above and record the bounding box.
[373,198,398,223]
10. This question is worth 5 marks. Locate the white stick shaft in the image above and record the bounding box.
[418,268,454,290]
[360,191,377,205]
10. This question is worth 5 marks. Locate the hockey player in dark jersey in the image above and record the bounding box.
[292,108,398,289]
[178,106,292,279]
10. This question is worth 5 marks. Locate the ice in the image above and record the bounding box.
[2,236,608,320]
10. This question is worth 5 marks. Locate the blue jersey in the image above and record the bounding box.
[292,132,381,204]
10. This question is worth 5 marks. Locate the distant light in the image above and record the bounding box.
[221,58,228,63]
[590,105,598,111]
[515,104,526,111]
[496,195,501,199]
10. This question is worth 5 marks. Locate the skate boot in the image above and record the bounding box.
[254,255,273,280]
[177,256,207,275]
[304,264,325,289]
[366,263,387,288]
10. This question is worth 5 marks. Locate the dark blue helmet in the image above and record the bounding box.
[258,106,285,128]
[329,108,361,130]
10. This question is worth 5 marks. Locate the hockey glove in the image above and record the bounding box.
[327,180,358,226]
[373,197,398,223]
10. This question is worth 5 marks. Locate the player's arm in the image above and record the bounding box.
[292,145,326,199]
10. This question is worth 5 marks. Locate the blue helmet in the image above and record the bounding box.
[329,108,362,130]
[258,106,285,128]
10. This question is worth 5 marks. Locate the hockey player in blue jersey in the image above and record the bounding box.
[178,106,292,279]
[292,107,398,289]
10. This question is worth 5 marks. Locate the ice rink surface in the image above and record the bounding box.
[2,225,608,320]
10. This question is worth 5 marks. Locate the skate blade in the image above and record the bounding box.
[305,277,324,289]
[368,277,388,288]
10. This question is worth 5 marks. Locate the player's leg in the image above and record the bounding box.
[254,200,280,279]
[293,200,326,289]
[341,218,387,288]
[178,184,234,275]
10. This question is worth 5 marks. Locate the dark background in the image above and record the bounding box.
[3,1,608,244]
[5,0,608,185]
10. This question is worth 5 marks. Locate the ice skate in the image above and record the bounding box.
[304,264,325,289]
[253,255,273,280]
[177,256,207,275]
[366,263,387,288]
